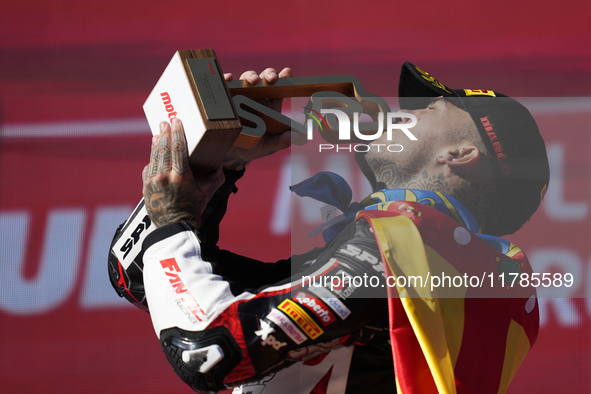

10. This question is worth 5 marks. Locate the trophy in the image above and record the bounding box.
[108,49,388,309]
[143,49,242,178]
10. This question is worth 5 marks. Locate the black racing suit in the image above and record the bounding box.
[141,169,396,393]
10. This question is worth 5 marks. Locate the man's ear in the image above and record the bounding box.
[448,146,480,167]
[437,145,483,177]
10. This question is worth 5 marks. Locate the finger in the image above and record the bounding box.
[148,126,164,178]
[142,164,149,185]
[259,130,292,157]
[213,164,225,191]
[170,118,191,179]
[273,129,293,150]
[157,123,171,175]
[239,70,260,84]
[204,164,226,197]
[259,68,278,84]
[224,73,233,81]
[278,67,293,78]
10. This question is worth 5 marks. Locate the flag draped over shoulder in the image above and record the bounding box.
[357,201,539,394]
[291,173,539,393]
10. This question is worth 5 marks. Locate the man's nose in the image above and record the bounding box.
[394,110,417,123]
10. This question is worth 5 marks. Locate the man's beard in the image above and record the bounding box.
[359,147,433,192]
[354,150,378,191]
[365,156,413,191]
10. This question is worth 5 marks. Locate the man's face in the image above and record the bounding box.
[365,97,474,181]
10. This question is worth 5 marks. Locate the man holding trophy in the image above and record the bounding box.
[109,53,548,393]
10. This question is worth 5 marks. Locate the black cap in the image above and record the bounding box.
[398,62,550,235]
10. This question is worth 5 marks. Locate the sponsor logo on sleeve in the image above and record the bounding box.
[261,335,286,350]
[331,269,358,299]
[254,319,286,350]
[294,291,336,326]
[119,214,151,260]
[307,286,351,320]
[278,299,324,340]
[339,244,385,278]
[160,258,206,323]
[266,308,307,345]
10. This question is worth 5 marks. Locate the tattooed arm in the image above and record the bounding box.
[142,118,225,229]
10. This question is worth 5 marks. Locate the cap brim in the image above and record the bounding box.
[398,61,459,110]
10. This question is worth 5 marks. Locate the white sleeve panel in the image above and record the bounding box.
[143,229,254,337]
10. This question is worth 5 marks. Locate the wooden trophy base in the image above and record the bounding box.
[143,49,241,179]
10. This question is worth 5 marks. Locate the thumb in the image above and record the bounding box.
[202,164,225,194]
[262,130,292,155]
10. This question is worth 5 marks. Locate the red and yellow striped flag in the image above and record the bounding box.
[358,201,539,394]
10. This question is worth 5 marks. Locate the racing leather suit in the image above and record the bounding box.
[141,168,397,393]
[125,167,539,394]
